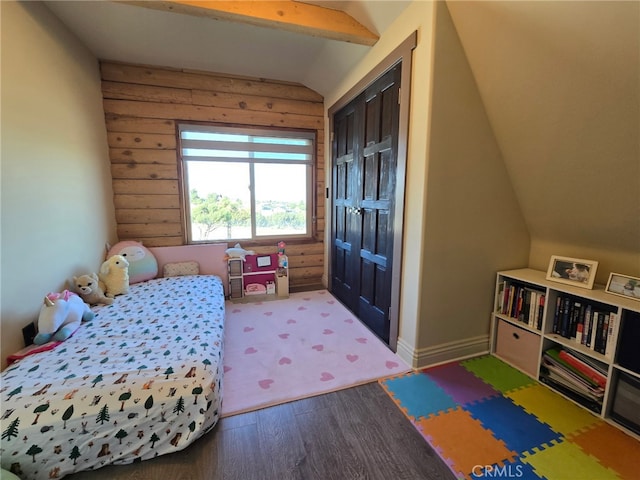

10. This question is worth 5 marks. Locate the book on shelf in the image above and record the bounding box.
[526,291,536,326]
[570,301,585,339]
[551,294,617,355]
[557,349,607,388]
[553,296,561,334]
[536,293,545,330]
[538,374,602,414]
[599,314,609,354]
[543,347,607,391]
[560,296,571,337]
[593,312,603,353]
[583,304,592,347]
[567,349,608,375]
[605,312,618,357]
[499,281,544,330]
[497,281,505,312]
[514,288,524,320]
[541,347,606,410]
[540,362,604,400]
[526,291,546,330]
[575,322,584,344]
[590,312,615,355]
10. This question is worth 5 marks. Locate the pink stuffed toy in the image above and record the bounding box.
[106,240,158,284]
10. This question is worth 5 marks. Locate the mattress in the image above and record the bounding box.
[0,275,225,479]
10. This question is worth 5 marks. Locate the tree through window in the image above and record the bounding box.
[179,124,315,242]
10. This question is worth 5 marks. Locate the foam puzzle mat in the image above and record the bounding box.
[379,355,640,479]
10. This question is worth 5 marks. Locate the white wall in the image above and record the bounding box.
[1,1,117,368]
[418,1,529,356]
[447,0,640,282]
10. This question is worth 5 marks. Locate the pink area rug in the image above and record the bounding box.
[221,290,411,417]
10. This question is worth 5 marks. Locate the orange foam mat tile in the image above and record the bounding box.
[415,406,516,480]
[569,421,640,479]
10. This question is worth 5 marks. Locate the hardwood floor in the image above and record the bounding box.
[67,382,456,480]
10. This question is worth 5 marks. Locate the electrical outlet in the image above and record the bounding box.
[22,322,37,346]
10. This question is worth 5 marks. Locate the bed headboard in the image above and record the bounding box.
[149,244,229,295]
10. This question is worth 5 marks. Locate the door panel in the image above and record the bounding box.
[331,105,360,312]
[331,64,401,345]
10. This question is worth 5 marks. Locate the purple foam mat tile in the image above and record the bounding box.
[422,362,500,406]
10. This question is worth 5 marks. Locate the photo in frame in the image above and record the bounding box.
[546,255,598,289]
[605,273,640,301]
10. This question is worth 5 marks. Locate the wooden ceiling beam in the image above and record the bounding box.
[117,1,379,46]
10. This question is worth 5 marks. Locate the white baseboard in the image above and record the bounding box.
[396,335,490,369]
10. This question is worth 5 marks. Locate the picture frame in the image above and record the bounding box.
[545,255,598,289]
[605,273,640,302]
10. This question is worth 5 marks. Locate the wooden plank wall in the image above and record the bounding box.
[100,61,325,290]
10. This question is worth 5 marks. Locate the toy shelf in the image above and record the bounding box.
[228,253,289,303]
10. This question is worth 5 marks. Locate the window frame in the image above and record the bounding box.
[178,122,316,244]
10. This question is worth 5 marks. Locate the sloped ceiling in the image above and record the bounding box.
[446,1,640,254]
[43,0,639,257]
[44,0,411,97]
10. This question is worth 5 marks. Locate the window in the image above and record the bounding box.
[179,124,315,243]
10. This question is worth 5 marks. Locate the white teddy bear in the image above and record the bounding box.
[99,254,130,297]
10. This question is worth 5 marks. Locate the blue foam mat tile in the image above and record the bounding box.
[465,395,562,455]
[382,371,458,420]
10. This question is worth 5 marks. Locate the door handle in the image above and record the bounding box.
[350,207,362,215]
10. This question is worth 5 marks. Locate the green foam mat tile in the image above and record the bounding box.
[462,355,535,393]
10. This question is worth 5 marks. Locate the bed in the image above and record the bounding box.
[0,255,227,479]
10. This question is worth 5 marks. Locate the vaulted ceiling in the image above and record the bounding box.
[44,0,411,96]
[43,0,640,260]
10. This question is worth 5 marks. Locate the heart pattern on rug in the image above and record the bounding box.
[258,379,274,389]
[222,290,410,417]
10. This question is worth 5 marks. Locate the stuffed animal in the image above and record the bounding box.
[225,243,255,261]
[72,273,113,305]
[34,290,95,345]
[99,254,130,297]
[106,240,158,284]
